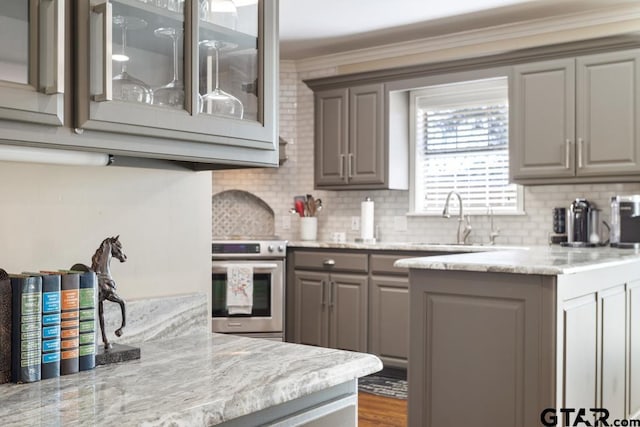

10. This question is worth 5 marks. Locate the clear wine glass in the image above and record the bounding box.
[153,27,184,109]
[199,40,244,119]
[112,15,153,105]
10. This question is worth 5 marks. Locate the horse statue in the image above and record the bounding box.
[72,235,128,350]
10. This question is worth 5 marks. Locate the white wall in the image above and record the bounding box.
[0,161,211,301]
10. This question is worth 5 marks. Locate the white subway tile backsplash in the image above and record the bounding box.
[211,65,640,246]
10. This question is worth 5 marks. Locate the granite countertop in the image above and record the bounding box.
[287,240,521,252]
[394,245,640,275]
[0,333,382,426]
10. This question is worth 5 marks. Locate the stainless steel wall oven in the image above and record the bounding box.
[211,239,286,341]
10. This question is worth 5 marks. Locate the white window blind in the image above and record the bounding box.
[411,77,520,214]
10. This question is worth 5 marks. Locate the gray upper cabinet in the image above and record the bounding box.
[576,50,640,177]
[74,0,279,164]
[311,82,406,190]
[314,84,384,188]
[0,0,65,126]
[0,0,279,168]
[511,49,640,183]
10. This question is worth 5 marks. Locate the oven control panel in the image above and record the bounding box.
[212,240,287,258]
[212,243,261,254]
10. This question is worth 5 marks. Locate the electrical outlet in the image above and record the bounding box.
[282,215,291,230]
[351,216,360,231]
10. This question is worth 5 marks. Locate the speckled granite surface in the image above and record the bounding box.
[395,245,640,275]
[0,333,382,426]
[287,240,520,252]
[102,292,208,345]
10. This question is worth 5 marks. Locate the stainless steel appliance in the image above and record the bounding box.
[562,198,595,247]
[211,238,287,341]
[611,195,640,249]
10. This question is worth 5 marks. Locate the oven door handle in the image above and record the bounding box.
[212,263,280,271]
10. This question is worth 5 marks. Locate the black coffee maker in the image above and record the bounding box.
[564,198,593,246]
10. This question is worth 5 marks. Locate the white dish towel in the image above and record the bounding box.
[226,265,254,315]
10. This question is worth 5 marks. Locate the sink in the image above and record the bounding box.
[408,242,519,251]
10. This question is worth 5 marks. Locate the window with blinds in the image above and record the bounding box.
[410,77,521,214]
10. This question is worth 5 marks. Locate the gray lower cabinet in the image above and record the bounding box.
[511,49,640,183]
[369,253,412,369]
[408,262,640,427]
[288,249,426,368]
[291,249,369,352]
[293,270,368,352]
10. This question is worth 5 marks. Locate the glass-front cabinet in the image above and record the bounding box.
[0,0,65,125]
[76,0,278,160]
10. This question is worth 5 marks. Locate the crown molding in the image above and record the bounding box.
[293,3,640,74]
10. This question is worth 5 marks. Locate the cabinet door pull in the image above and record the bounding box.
[321,280,326,308]
[323,259,336,267]
[92,2,113,102]
[328,281,334,309]
[339,154,345,179]
[39,0,65,94]
[565,139,572,169]
[348,153,354,178]
[577,138,584,169]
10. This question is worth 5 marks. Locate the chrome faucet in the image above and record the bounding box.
[442,191,472,244]
[487,207,500,245]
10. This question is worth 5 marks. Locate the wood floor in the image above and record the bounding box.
[358,392,407,427]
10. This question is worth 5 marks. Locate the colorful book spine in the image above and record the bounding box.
[10,274,42,383]
[59,273,79,376]
[78,272,97,371]
[40,274,61,380]
[0,269,10,384]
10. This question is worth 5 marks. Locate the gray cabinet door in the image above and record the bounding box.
[314,88,348,186]
[576,50,640,177]
[314,83,389,189]
[628,280,640,419]
[369,276,409,368]
[510,58,576,180]
[408,270,548,427]
[0,0,65,126]
[294,271,328,347]
[328,273,368,352]
[348,84,384,185]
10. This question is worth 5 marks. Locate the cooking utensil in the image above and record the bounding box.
[307,195,316,217]
[294,200,305,217]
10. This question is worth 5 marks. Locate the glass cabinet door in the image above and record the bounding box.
[198,0,258,122]
[77,0,278,152]
[0,0,65,125]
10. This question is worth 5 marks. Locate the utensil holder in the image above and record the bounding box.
[300,217,318,241]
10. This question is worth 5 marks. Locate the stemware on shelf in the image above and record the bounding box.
[112,15,153,105]
[152,27,184,109]
[201,0,238,29]
[199,40,244,119]
[167,0,185,12]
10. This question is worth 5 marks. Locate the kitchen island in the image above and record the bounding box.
[0,333,382,426]
[396,246,640,427]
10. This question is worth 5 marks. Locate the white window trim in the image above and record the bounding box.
[408,76,525,216]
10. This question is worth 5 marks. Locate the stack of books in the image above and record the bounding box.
[0,269,97,384]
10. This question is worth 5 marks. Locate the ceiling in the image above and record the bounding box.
[279,0,638,60]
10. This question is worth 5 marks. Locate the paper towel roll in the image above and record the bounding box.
[361,198,375,240]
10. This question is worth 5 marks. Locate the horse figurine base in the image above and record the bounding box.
[72,235,128,350]
[96,343,140,366]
